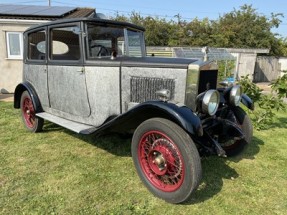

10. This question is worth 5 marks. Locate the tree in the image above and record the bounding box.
[112,5,287,56]
[184,18,213,46]
[143,16,173,46]
[210,4,285,55]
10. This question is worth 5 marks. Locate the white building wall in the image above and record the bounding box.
[0,19,46,93]
[279,57,287,77]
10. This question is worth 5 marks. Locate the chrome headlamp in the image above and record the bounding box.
[229,85,242,106]
[197,90,220,116]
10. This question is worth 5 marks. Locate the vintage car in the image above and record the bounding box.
[14,17,253,203]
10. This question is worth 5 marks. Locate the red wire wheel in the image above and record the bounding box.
[21,94,36,128]
[138,130,184,192]
[132,118,202,203]
[20,91,43,132]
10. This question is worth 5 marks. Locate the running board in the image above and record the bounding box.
[36,112,96,134]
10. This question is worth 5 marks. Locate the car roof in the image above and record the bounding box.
[25,17,145,33]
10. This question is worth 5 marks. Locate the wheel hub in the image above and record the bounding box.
[22,97,35,128]
[149,150,167,175]
[138,132,185,192]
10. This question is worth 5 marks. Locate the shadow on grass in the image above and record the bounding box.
[43,122,66,132]
[42,121,265,204]
[269,117,287,129]
[229,136,265,163]
[43,122,132,157]
[80,133,132,157]
[185,135,265,205]
[185,157,239,205]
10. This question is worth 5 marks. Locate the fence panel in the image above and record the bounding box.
[254,56,281,82]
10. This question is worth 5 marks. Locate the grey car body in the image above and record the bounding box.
[14,17,253,203]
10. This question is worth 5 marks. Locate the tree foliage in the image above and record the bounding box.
[211,5,285,55]
[113,5,287,56]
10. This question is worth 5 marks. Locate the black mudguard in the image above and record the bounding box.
[89,101,203,137]
[14,81,43,112]
[241,94,254,110]
[218,88,254,110]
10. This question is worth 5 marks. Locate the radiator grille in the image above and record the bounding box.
[130,77,175,103]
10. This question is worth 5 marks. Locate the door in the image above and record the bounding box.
[24,29,49,108]
[47,24,91,117]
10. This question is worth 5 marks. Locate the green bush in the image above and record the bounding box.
[238,75,286,130]
[271,71,287,98]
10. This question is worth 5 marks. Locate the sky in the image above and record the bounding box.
[1,0,287,37]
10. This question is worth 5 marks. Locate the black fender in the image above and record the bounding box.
[14,81,43,112]
[241,94,254,110]
[91,101,203,137]
[218,88,254,110]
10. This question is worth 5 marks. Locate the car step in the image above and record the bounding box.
[36,112,96,134]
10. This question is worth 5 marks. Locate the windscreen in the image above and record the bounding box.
[86,23,145,58]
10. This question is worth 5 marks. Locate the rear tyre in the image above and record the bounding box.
[220,107,253,156]
[20,91,43,132]
[132,118,202,203]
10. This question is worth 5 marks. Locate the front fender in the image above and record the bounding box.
[14,81,43,112]
[218,88,254,110]
[91,101,203,137]
[241,94,254,110]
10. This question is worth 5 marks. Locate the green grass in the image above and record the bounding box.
[1,101,287,214]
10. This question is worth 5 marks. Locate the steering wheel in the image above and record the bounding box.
[90,44,109,56]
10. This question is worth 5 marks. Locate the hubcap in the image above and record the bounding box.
[149,150,167,175]
[138,131,184,192]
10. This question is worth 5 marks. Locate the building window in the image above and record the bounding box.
[6,32,23,59]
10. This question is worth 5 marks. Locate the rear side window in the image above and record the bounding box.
[50,26,81,61]
[27,30,46,60]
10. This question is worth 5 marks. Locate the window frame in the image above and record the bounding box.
[6,32,23,59]
[48,22,83,65]
[26,28,47,63]
[85,22,146,60]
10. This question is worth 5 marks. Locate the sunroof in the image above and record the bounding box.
[0,4,76,17]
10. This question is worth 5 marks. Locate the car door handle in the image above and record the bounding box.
[77,68,85,73]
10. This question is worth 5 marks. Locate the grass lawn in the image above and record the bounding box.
[0,101,287,214]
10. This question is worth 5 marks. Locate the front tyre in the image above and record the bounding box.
[132,118,202,203]
[20,91,43,132]
[220,107,253,156]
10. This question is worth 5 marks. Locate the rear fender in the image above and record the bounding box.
[14,82,43,112]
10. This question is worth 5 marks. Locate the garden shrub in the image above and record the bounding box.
[238,75,286,130]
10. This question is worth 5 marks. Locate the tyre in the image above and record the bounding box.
[131,118,202,203]
[20,91,43,132]
[220,107,253,156]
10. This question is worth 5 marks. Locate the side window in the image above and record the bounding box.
[6,32,23,59]
[126,30,144,57]
[50,26,81,61]
[27,30,46,60]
